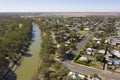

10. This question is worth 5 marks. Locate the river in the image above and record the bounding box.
[15,23,41,80]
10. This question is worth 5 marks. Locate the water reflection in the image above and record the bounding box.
[32,33,35,38]
[15,23,41,80]
[31,40,35,43]
[24,53,32,57]
[31,25,36,43]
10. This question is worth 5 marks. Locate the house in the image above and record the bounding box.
[98,31,104,34]
[108,57,120,66]
[68,72,85,80]
[111,42,117,46]
[65,24,70,27]
[84,28,90,31]
[96,41,100,44]
[105,38,111,44]
[65,44,68,46]
[111,36,120,46]
[111,40,120,46]
[86,48,96,55]
[93,37,101,44]
[79,57,89,62]
[111,50,120,58]
[98,50,105,55]
[86,48,93,55]
[65,40,70,44]
[93,37,101,41]
[56,44,60,48]
[92,77,100,80]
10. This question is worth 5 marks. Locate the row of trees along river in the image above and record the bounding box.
[0,16,39,80]
[0,16,69,80]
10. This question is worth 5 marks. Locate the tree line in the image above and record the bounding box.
[0,16,32,78]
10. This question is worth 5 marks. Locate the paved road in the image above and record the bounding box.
[62,61,120,80]
[72,32,94,55]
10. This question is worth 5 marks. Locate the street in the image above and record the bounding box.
[62,61,120,80]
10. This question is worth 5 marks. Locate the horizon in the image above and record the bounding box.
[0,0,120,12]
[0,12,120,13]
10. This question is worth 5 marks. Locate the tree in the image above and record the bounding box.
[57,43,67,58]
[95,53,105,62]
[92,73,98,78]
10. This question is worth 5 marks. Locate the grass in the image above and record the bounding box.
[82,55,95,60]
[73,31,103,69]
[73,52,103,69]
[77,30,89,36]
[114,45,120,51]
[51,31,57,43]
[89,61,103,69]
[19,23,23,28]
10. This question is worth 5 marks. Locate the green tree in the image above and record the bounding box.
[95,53,105,62]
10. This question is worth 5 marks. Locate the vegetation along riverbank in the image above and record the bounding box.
[33,20,70,80]
[0,16,32,79]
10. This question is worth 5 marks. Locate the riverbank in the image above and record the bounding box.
[33,21,69,80]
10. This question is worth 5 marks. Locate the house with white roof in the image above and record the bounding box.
[98,30,104,34]
[112,50,120,58]
[92,77,100,80]
[68,72,85,80]
[98,50,105,55]
[79,57,89,62]
[84,27,90,31]
[111,36,120,46]
[86,48,96,55]
[93,37,101,44]
[86,48,93,55]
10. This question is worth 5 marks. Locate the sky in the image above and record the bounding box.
[0,0,120,12]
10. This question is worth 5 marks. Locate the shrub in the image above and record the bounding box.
[80,50,84,55]
[95,53,105,62]
[92,73,98,78]
[77,61,89,66]
[73,54,81,62]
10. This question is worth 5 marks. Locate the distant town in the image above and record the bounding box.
[0,12,120,80]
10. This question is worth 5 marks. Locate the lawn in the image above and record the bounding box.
[89,61,103,69]
[77,30,89,36]
[19,23,23,28]
[73,53,103,69]
[114,45,120,51]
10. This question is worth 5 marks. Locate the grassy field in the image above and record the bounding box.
[77,30,89,36]
[19,23,23,28]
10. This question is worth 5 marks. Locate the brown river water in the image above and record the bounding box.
[15,23,41,80]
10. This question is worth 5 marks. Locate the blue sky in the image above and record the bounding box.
[0,0,120,12]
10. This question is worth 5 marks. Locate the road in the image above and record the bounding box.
[62,18,120,80]
[70,17,107,55]
[73,32,94,55]
[62,61,120,80]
